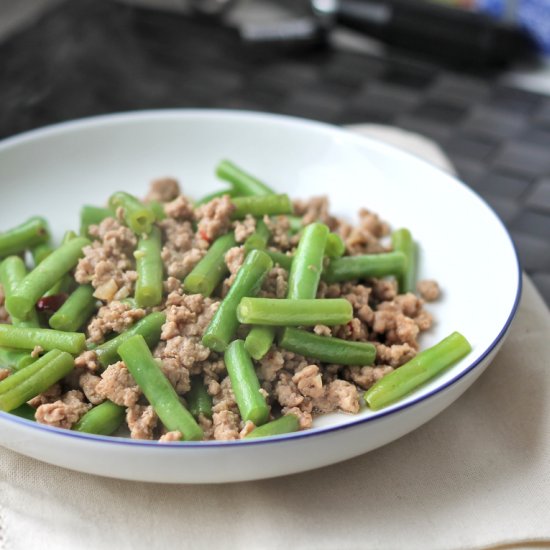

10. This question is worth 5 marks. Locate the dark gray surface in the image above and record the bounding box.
[0,0,548,303]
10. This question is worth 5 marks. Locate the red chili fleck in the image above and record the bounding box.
[36,293,68,313]
[198,228,211,243]
[347,321,354,331]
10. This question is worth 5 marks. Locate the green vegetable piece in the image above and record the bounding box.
[0,256,40,327]
[365,332,472,411]
[5,236,90,319]
[237,298,353,326]
[231,194,293,220]
[9,403,37,421]
[244,326,276,361]
[279,327,376,366]
[288,223,329,300]
[216,160,274,196]
[108,191,155,235]
[148,200,166,221]
[0,350,74,412]
[245,414,300,439]
[42,230,79,298]
[224,340,270,426]
[187,376,213,419]
[49,285,97,332]
[31,242,54,266]
[264,249,293,271]
[95,311,166,368]
[392,228,416,294]
[243,219,270,254]
[0,347,37,372]
[74,401,125,435]
[323,251,406,284]
[183,233,236,296]
[203,250,273,352]
[0,216,50,258]
[286,215,303,235]
[195,188,239,206]
[80,205,115,237]
[135,226,163,308]
[0,325,86,355]
[118,335,203,441]
[325,233,346,259]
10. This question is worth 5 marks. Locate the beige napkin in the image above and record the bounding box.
[1,126,549,550]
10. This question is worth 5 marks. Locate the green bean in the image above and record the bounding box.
[121,297,138,309]
[0,350,74,411]
[74,400,125,435]
[49,285,97,332]
[245,414,299,439]
[195,188,239,206]
[118,335,203,441]
[325,233,346,259]
[0,347,36,372]
[287,215,303,235]
[95,311,166,368]
[148,200,166,221]
[288,223,329,299]
[0,325,86,355]
[203,250,272,352]
[279,327,376,365]
[244,326,276,360]
[224,340,269,425]
[9,403,36,421]
[183,233,236,296]
[5,236,90,319]
[264,249,293,271]
[323,251,406,284]
[108,191,155,235]
[231,194,293,220]
[243,219,270,253]
[80,205,115,237]
[31,242,53,265]
[392,228,416,294]
[187,376,212,419]
[42,230,79,298]
[237,298,353,326]
[135,227,163,308]
[0,256,40,327]
[216,160,274,196]
[365,332,472,411]
[0,216,50,258]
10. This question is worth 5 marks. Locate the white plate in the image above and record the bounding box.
[0,110,521,483]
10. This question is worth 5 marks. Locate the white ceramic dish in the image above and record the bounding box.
[0,110,520,483]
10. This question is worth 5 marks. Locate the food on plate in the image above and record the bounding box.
[0,161,469,442]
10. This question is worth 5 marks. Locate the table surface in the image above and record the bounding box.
[1,0,549,304]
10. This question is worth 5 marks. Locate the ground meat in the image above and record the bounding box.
[74,350,100,372]
[211,376,241,441]
[126,404,157,440]
[145,177,180,203]
[313,380,360,415]
[28,384,62,407]
[373,342,416,367]
[164,276,182,294]
[338,209,390,255]
[222,246,246,293]
[160,357,190,394]
[0,284,10,324]
[35,390,91,429]
[0,369,10,382]
[333,318,369,342]
[293,196,338,229]
[293,365,324,399]
[75,218,137,301]
[264,215,293,251]
[239,420,256,439]
[164,195,195,220]
[417,279,441,302]
[195,195,235,242]
[282,406,313,430]
[87,301,145,344]
[79,372,105,405]
[233,215,256,243]
[159,431,182,442]
[95,362,141,407]
[259,349,285,382]
[345,365,394,390]
[198,413,214,440]
[371,279,398,302]
[275,372,304,408]
[313,325,332,336]
[259,266,288,298]
[30,346,43,358]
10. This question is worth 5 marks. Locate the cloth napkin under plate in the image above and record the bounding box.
[0,125,549,550]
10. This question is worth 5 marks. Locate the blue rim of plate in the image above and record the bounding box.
[0,109,523,449]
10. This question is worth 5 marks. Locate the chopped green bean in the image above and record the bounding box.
[183,233,236,296]
[365,332,472,411]
[237,298,353,326]
[74,401,125,435]
[135,226,163,308]
[195,188,239,206]
[224,340,270,425]
[43,230,79,298]
[118,335,203,441]
[9,403,36,421]
[95,311,166,368]
[216,160,274,196]
[287,215,303,235]
[148,200,166,221]
[0,256,40,327]
[323,251,406,284]
[0,216,50,258]
[265,249,293,271]
[6,236,90,319]
[243,219,270,253]
[288,223,329,299]
[0,347,36,372]
[279,327,376,365]
[187,376,212,419]
[244,326,276,360]
[0,350,74,411]
[108,191,155,235]
[203,250,272,352]
[325,233,346,259]
[0,325,86,355]
[245,414,299,439]
[80,205,115,237]
[231,194,293,220]
[49,285,97,332]
[392,228,416,294]
[31,242,53,265]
